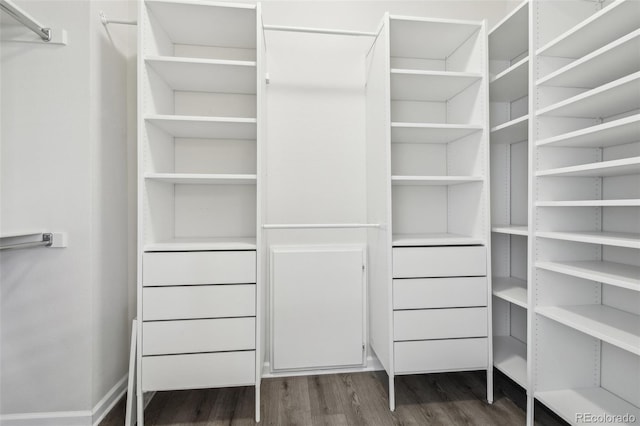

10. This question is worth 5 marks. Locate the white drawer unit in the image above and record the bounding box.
[394,307,488,341]
[393,277,487,309]
[142,318,255,355]
[142,284,256,321]
[392,246,487,278]
[143,251,256,286]
[395,338,489,374]
[141,351,256,392]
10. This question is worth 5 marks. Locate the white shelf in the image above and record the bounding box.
[490,115,528,145]
[488,0,528,62]
[536,115,640,149]
[536,388,640,426]
[391,176,483,186]
[537,230,640,249]
[536,0,640,58]
[145,115,257,139]
[493,335,527,388]
[537,29,640,89]
[144,173,256,184]
[493,277,528,308]
[492,225,528,236]
[390,70,482,102]
[391,123,482,144]
[145,56,256,94]
[392,233,483,247]
[144,237,257,252]
[536,72,640,119]
[536,157,640,178]
[536,304,640,356]
[146,0,256,49]
[537,199,640,207]
[536,260,640,292]
[490,57,528,102]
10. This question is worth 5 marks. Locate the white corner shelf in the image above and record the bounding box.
[536,199,640,207]
[390,70,482,102]
[536,260,640,292]
[536,156,640,178]
[492,225,528,236]
[493,276,528,308]
[145,56,257,94]
[536,0,640,58]
[488,0,528,62]
[490,115,528,145]
[493,335,527,388]
[145,115,257,139]
[536,115,640,149]
[490,57,528,102]
[144,173,257,184]
[536,388,640,426]
[536,72,640,119]
[391,123,483,144]
[391,176,484,186]
[144,236,257,252]
[537,29,640,89]
[537,230,640,249]
[392,233,484,247]
[536,304,640,356]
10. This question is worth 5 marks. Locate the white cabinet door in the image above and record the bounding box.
[271,246,365,371]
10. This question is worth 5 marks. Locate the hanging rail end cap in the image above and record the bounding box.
[99,10,108,26]
[49,232,68,248]
[42,27,51,42]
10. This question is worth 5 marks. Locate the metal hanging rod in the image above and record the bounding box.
[0,233,52,251]
[100,11,137,26]
[263,223,381,229]
[0,0,51,41]
[263,25,377,38]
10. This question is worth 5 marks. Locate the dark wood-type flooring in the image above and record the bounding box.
[100,371,567,425]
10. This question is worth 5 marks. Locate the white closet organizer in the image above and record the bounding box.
[366,14,492,410]
[530,0,640,425]
[137,1,264,424]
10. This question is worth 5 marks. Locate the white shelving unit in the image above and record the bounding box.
[137,1,264,424]
[531,1,640,425]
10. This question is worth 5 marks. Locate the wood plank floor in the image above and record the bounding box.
[100,371,567,425]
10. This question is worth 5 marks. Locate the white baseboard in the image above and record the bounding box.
[262,355,383,378]
[91,374,128,426]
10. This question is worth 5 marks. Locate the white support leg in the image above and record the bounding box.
[486,367,494,404]
[255,383,261,422]
[125,319,137,426]
[389,374,396,411]
[526,395,534,426]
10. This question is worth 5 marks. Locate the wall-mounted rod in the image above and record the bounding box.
[0,233,52,251]
[263,223,381,229]
[263,24,377,38]
[0,0,51,41]
[100,11,137,26]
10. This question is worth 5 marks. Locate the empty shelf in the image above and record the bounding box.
[490,115,528,144]
[392,176,483,186]
[392,233,483,247]
[145,56,256,94]
[536,115,640,148]
[537,199,640,207]
[537,230,640,249]
[493,335,527,388]
[493,277,527,308]
[536,0,640,58]
[145,173,257,184]
[144,237,257,252]
[390,70,482,102]
[536,157,640,178]
[536,304,640,356]
[391,123,483,144]
[490,57,528,102]
[536,72,640,119]
[145,115,257,139]
[536,388,640,426]
[492,225,528,236]
[536,260,640,292]
[489,1,528,62]
[537,29,640,89]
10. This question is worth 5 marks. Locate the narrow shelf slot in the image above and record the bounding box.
[536,114,640,149]
[537,200,640,207]
[492,225,528,236]
[490,57,528,102]
[488,0,528,62]
[493,277,527,308]
[536,156,640,178]
[493,335,527,388]
[490,115,528,145]
[392,233,483,247]
[145,115,257,139]
[144,237,257,252]
[391,123,483,144]
[536,260,640,292]
[391,176,483,186]
[390,70,482,102]
[537,230,640,249]
[145,173,257,185]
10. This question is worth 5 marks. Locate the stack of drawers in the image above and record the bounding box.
[392,246,489,374]
[140,250,257,391]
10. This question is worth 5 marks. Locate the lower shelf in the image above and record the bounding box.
[144,237,257,252]
[536,388,640,426]
[392,233,483,246]
[493,336,527,388]
[492,277,528,308]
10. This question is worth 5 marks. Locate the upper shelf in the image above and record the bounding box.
[536,114,640,149]
[536,156,640,178]
[145,115,257,139]
[489,0,528,62]
[536,199,640,207]
[145,173,257,184]
[392,233,483,247]
[490,57,528,102]
[491,115,528,145]
[492,225,528,236]
[144,236,257,252]
[537,230,640,249]
[391,123,482,144]
[536,260,640,293]
[390,70,481,102]
[146,56,256,94]
[493,276,528,308]
[536,0,640,58]
[391,176,483,186]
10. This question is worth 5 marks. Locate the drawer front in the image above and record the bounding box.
[142,317,255,355]
[143,251,256,286]
[393,277,487,309]
[393,246,486,278]
[143,284,255,321]
[394,307,487,341]
[394,338,488,374]
[142,351,255,391]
